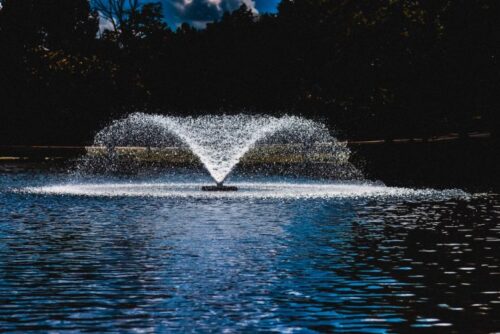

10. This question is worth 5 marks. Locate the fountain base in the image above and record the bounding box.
[201,185,238,191]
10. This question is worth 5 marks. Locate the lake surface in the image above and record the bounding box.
[0,164,499,333]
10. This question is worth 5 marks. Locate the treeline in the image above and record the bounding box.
[0,0,498,144]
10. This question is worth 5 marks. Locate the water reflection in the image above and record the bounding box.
[0,172,499,332]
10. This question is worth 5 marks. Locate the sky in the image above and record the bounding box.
[97,0,281,33]
[160,0,280,28]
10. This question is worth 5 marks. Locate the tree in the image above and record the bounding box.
[93,0,141,31]
[0,0,103,144]
[0,0,98,53]
[41,0,98,53]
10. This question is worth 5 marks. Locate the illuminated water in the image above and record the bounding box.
[91,113,358,183]
[1,167,499,333]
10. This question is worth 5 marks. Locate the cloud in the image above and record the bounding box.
[163,0,258,28]
[97,11,116,34]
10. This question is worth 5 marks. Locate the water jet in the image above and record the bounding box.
[86,113,360,183]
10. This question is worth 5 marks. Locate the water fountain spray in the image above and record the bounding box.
[91,113,354,190]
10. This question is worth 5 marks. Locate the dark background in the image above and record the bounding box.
[0,0,498,190]
[1,0,498,144]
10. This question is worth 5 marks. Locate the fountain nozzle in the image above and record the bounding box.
[201,181,238,192]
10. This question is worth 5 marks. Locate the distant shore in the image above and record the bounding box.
[1,133,497,191]
[0,132,492,161]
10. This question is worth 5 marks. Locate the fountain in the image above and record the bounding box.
[87,113,359,191]
[20,112,470,200]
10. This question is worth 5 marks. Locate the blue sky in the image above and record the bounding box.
[161,0,281,28]
[254,0,281,13]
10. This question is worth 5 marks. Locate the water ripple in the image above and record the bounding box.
[0,173,498,332]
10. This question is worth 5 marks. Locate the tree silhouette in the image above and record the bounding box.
[0,0,498,144]
[93,0,141,31]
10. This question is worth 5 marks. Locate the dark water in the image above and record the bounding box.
[0,166,499,333]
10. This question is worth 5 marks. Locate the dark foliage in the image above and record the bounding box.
[0,0,498,144]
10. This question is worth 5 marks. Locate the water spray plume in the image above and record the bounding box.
[92,113,356,186]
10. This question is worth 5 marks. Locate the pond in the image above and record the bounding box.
[0,165,499,332]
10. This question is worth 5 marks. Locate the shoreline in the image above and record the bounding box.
[0,132,492,161]
[1,133,497,191]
